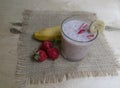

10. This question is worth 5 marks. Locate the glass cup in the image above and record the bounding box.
[61,16,98,61]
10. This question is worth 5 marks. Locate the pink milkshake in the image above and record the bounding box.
[61,16,98,61]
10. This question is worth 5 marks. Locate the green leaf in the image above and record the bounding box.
[34,54,39,60]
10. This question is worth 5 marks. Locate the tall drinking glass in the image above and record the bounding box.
[61,16,98,61]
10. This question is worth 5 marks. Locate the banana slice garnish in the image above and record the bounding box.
[89,20,105,34]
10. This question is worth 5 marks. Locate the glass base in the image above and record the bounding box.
[60,49,84,62]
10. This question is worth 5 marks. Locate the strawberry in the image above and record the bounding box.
[33,50,48,62]
[47,48,59,60]
[77,23,87,34]
[40,41,53,51]
[87,34,94,39]
[77,29,85,34]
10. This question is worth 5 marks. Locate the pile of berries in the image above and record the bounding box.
[33,41,59,62]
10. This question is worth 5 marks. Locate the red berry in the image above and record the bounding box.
[40,41,53,51]
[47,48,59,60]
[77,23,87,34]
[87,34,94,39]
[78,29,85,34]
[34,50,48,62]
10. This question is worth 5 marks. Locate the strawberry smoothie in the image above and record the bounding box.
[61,17,98,61]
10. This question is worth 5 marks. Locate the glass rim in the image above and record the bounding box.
[61,16,99,43]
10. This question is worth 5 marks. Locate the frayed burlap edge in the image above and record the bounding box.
[16,10,33,88]
[15,10,120,88]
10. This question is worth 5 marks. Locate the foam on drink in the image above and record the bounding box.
[62,20,96,42]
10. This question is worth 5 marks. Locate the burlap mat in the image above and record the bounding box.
[16,10,119,88]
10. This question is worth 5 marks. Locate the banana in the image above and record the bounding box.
[33,26,61,41]
[89,20,105,34]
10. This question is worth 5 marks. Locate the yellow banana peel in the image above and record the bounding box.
[33,26,61,41]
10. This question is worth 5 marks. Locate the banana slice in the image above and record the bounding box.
[89,20,105,34]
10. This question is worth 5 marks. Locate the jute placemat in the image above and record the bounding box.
[16,10,119,88]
